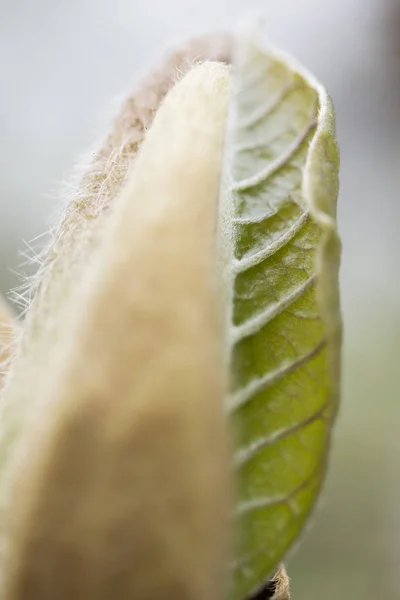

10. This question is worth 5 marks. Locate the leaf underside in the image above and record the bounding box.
[225,35,341,600]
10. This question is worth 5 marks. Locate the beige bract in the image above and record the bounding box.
[0,56,231,600]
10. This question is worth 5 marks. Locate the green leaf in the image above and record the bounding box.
[222,33,342,599]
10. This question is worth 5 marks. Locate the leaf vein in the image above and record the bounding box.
[234,466,322,517]
[236,81,297,130]
[233,210,309,273]
[231,112,317,192]
[228,338,326,413]
[231,274,316,342]
[234,397,329,468]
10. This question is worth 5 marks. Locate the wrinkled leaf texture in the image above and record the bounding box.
[222,34,342,600]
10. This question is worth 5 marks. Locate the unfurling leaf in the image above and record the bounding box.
[0,29,341,600]
[222,35,341,599]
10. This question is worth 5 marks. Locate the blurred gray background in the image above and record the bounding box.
[1,0,400,598]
